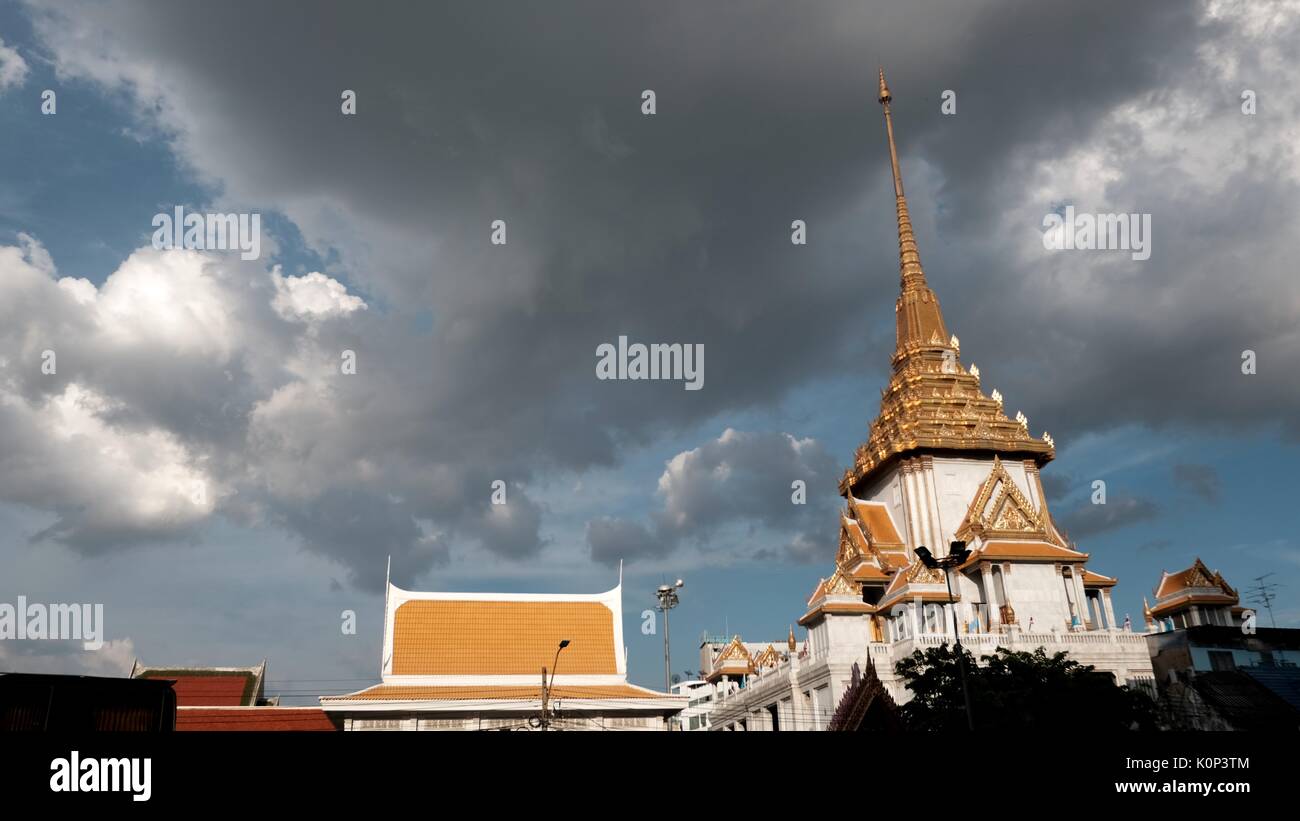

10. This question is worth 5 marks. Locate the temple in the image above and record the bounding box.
[1145,557,1245,631]
[321,571,684,730]
[706,71,1154,730]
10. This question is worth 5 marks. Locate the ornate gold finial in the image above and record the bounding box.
[787,625,796,651]
[878,69,949,366]
[969,363,980,379]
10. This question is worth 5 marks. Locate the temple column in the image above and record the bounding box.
[910,465,933,551]
[902,462,924,551]
[1102,589,1117,630]
[922,457,944,550]
[982,564,1000,630]
[1072,569,1088,629]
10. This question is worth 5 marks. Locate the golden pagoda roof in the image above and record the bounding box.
[1150,558,1239,618]
[841,71,1053,494]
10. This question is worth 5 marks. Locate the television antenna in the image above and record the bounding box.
[1246,573,1281,629]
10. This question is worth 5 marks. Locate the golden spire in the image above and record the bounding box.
[838,71,1055,496]
[877,68,948,366]
[787,625,796,651]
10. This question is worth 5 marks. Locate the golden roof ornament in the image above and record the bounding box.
[991,389,1002,405]
[969,363,979,379]
[1015,410,1028,429]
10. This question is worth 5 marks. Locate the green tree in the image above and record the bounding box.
[895,644,1155,731]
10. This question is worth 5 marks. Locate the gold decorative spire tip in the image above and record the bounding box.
[877,67,891,104]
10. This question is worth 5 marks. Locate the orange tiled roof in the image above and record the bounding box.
[391,599,617,676]
[848,561,892,582]
[850,499,905,546]
[323,683,668,702]
[1082,569,1117,587]
[797,600,877,627]
[1154,558,1237,601]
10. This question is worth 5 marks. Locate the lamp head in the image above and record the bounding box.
[915,545,938,569]
[948,540,971,564]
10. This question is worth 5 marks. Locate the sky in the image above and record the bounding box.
[0,0,1298,700]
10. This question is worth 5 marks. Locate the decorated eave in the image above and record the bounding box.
[839,71,1054,496]
[319,681,682,710]
[875,559,956,612]
[1150,558,1239,618]
[838,351,1057,495]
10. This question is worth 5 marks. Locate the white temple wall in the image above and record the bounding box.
[998,563,1074,631]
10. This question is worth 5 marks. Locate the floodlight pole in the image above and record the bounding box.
[656,580,684,693]
[919,542,976,731]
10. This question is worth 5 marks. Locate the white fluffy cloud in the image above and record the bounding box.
[0,637,136,677]
[0,37,27,91]
[0,236,371,551]
[272,270,367,322]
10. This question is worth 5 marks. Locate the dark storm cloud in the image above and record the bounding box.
[1058,496,1161,541]
[1038,470,1077,504]
[276,489,447,591]
[587,429,840,566]
[587,517,666,567]
[14,0,1300,578]
[1172,463,1220,503]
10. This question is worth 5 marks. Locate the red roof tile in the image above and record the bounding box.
[141,674,255,707]
[175,707,338,731]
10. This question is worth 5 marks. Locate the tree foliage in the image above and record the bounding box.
[895,643,1155,731]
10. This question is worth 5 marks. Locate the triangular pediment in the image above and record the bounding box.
[955,457,1057,544]
[824,567,861,597]
[836,518,865,569]
[717,636,751,663]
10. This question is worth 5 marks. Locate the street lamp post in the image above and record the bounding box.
[540,639,570,730]
[655,580,684,693]
[915,541,975,731]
